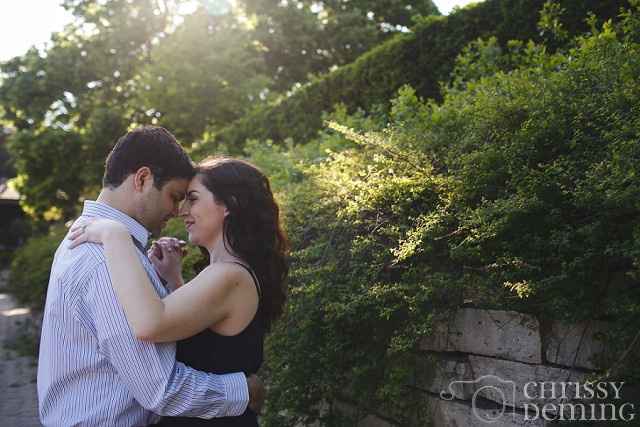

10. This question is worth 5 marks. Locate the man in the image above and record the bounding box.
[37,126,263,426]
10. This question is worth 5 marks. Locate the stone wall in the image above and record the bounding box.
[342,308,633,427]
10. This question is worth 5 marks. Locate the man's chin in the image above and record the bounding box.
[150,226,163,237]
[155,221,169,235]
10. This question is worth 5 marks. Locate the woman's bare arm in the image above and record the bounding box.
[70,220,240,342]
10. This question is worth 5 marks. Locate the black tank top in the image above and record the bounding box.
[159,262,264,427]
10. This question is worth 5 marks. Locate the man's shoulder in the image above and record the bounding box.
[54,238,107,282]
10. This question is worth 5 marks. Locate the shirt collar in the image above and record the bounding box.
[81,200,151,248]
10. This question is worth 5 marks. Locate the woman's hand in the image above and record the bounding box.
[68,218,128,248]
[148,237,186,290]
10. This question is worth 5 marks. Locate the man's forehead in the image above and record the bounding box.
[164,178,190,192]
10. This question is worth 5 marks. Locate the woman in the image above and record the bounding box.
[69,157,289,426]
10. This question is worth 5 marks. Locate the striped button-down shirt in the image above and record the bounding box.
[37,201,248,426]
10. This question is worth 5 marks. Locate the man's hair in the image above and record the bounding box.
[103,126,195,189]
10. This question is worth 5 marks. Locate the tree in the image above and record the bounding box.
[135,7,272,143]
[0,0,441,220]
[0,126,14,178]
[242,0,440,90]
[0,0,188,220]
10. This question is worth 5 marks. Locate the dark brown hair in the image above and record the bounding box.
[103,126,195,189]
[197,156,289,331]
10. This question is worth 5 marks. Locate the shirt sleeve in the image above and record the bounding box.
[80,261,249,418]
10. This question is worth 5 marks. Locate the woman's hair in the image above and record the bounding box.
[196,156,289,331]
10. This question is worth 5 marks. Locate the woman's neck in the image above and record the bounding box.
[207,234,240,264]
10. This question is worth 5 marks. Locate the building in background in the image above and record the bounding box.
[0,127,24,251]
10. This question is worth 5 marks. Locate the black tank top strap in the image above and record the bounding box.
[227,261,262,300]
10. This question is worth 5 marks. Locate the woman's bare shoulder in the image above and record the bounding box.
[195,261,252,289]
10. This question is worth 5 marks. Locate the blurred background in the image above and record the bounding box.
[0,1,477,61]
[1,1,639,426]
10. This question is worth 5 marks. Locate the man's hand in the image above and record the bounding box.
[247,374,265,415]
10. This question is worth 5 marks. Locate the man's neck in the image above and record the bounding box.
[96,188,137,220]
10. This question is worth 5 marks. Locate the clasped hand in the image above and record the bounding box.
[148,237,187,290]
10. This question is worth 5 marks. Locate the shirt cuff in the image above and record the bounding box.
[219,372,249,416]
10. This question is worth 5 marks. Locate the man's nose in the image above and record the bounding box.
[170,200,182,218]
[178,202,188,217]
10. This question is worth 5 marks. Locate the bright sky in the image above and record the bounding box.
[0,0,480,62]
[0,1,74,62]
[434,0,480,15]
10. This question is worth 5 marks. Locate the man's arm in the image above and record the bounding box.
[80,260,249,418]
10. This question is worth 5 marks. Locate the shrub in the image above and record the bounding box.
[193,0,625,155]
[8,225,68,309]
[259,5,640,424]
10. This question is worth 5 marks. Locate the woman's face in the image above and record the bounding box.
[179,174,228,248]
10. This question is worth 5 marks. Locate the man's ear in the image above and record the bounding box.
[133,167,154,192]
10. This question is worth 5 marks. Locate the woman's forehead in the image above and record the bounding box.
[188,175,206,192]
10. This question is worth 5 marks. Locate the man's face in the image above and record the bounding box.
[139,177,189,236]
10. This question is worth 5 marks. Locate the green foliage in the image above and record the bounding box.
[1,0,266,220]
[195,0,625,155]
[425,16,640,325]
[258,6,640,424]
[0,130,13,177]
[262,140,447,425]
[8,225,68,309]
[243,0,440,91]
[135,9,272,143]
[8,128,86,221]
[3,1,640,424]
[0,0,181,220]
[5,324,41,359]
[0,0,625,220]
